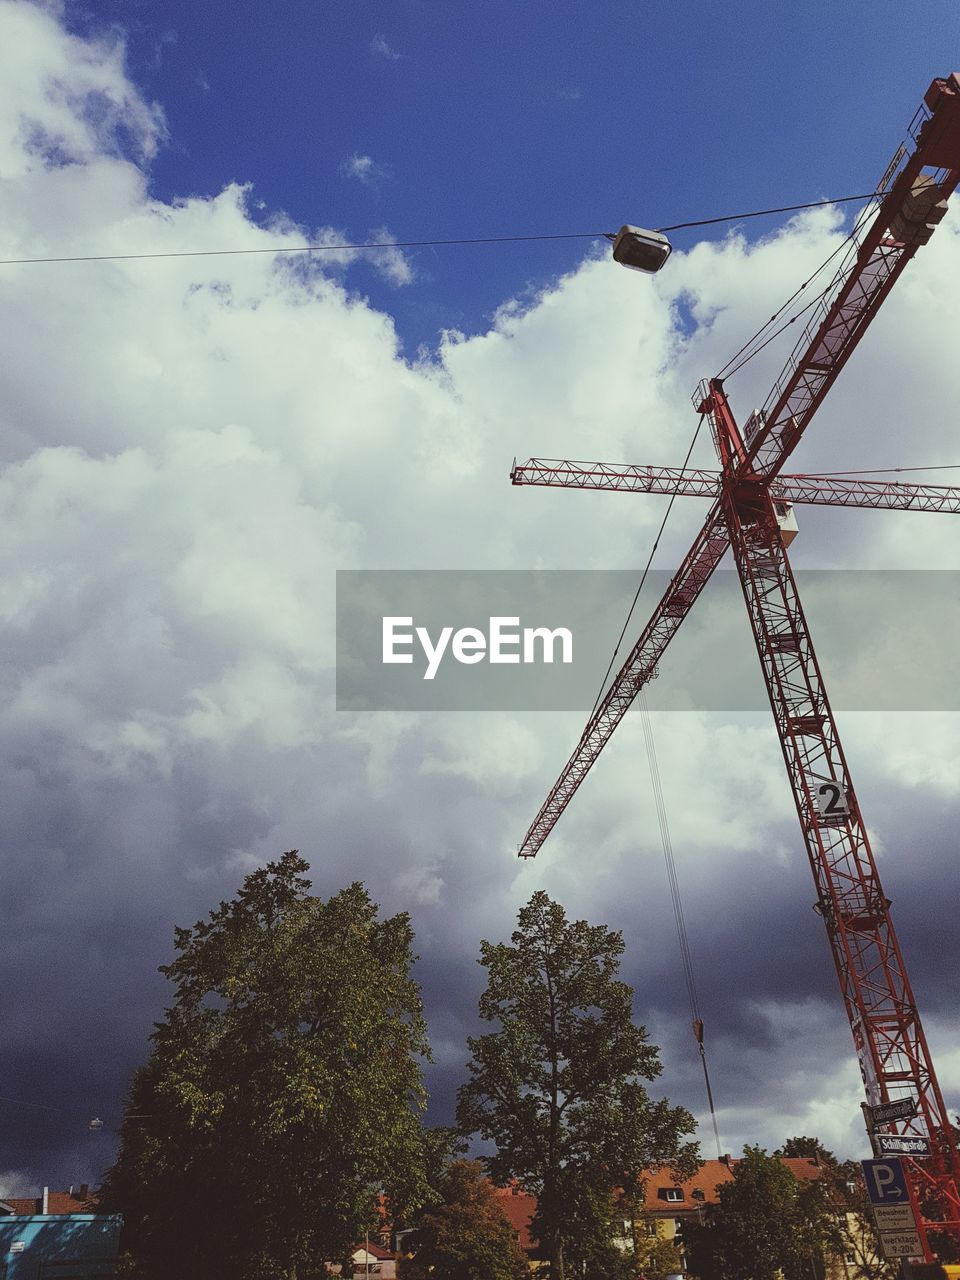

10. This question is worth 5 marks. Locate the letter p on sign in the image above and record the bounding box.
[861,1157,909,1205]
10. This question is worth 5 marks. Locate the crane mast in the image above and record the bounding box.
[513,72,960,1255]
[707,377,960,1246]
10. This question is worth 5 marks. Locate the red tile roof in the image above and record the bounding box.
[483,1157,825,1234]
[2,1189,98,1216]
[352,1240,396,1261]
[778,1157,823,1182]
[638,1159,736,1209]
[491,1183,538,1251]
[636,1156,823,1211]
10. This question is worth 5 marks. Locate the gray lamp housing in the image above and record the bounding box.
[612,225,672,273]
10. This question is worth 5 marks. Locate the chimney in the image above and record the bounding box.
[41,1186,49,1214]
[79,1184,89,1201]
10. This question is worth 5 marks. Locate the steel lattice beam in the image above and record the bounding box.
[512,459,960,514]
[516,502,729,858]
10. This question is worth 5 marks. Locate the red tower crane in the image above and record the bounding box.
[512,74,960,1259]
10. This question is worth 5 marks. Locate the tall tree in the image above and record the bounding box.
[456,890,699,1280]
[101,852,432,1280]
[401,1159,528,1280]
[684,1145,845,1280]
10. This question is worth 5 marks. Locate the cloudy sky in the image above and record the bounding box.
[1,0,960,1195]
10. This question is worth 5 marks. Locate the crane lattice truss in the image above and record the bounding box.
[513,74,960,1254]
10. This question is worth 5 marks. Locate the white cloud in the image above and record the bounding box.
[339,152,390,187]
[370,33,400,61]
[0,0,164,174]
[1,0,959,1180]
[365,226,414,285]
[0,1169,36,1197]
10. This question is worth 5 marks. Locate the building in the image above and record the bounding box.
[0,1186,121,1279]
[491,1182,545,1269]
[326,1239,400,1278]
[617,1156,882,1280]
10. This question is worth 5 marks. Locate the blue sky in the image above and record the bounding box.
[65,0,960,351]
[2,0,960,1195]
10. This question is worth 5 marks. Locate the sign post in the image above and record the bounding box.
[861,1158,926,1262]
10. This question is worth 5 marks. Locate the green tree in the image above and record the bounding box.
[456,891,699,1280]
[775,1135,897,1280]
[684,1146,844,1280]
[401,1159,528,1280]
[635,1234,684,1280]
[101,852,432,1280]
[775,1135,839,1167]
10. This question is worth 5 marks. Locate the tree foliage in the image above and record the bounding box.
[401,1159,528,1280]
[456,891,699,1280]
[634,1234,684,1280]
[101,852,432,1280]
[775,1135,898,1280]
[685,1145,845,1280]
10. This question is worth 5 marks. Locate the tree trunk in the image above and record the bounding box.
[553,1235,565,1280]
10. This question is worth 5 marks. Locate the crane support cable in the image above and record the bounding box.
[638,690,723,1160]
[0,193,878,268]
[587,413,707,718]
[716,196,877,381]
[800,463,960,476]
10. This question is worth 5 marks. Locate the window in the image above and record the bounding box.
[692,1189,705,1202]
[663,1187,684,1202]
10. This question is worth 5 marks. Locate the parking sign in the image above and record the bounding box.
[861,1157,909,1206]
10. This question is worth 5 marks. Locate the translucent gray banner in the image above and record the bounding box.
[336,570,960,711]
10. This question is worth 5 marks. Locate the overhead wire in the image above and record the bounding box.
[655,191,876,234]
[0,1093,74,1113]
[0,192,878,268]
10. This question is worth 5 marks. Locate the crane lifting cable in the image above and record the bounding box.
[637,690,723,1160]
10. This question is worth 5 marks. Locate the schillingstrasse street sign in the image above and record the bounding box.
[873,1133,932,1158]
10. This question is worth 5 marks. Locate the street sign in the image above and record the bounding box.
[878,1227,924,1259]
[874,1134,932,1158]
[866,1097,919,1126]
[862,1157,910,1206]
[873,1204,916,1231]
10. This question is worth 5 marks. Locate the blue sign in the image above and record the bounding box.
[862,1157,909,1206]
